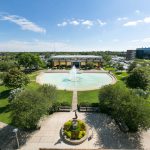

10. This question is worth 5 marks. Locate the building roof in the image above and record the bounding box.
[51,55,102,59]
[136,47,150,50]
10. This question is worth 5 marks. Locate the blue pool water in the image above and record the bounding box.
[38,73,113,91]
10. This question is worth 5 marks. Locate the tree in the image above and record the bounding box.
[86,62,94,69]
[102,54,111,62]
[37,84,57,104]
[0,61,17,72]
[126,67,150,91]
[3,68,29,88]
[99,82,150,131]
[102,54,112,67]
[117,63,124,71]
[17,53,43,70]
[11,89,50,129]
[128,62,137,73]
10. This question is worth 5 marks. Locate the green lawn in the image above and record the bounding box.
[104,67,116,71]
[114,71,128,80]
[0,85,12,124]
[57,90,72,105]
[27,70,41,80]
[104,67,129,80]
[78,90,99,104]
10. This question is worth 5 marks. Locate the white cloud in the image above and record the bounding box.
[81,20,93,28]
[130,38,150,45]
[113,39,119,42]
[130,39,140,43]
[57,19,106,28]
[1,14,46,33]
[135,10,141,14]
[69,20,80,26]
[57,21,67,27]
[0,40,79,52]
[97,19,107,26]
[123,16,150,27]
[143,17,150,23]
[117,17,128,21]
[123,20,142,26]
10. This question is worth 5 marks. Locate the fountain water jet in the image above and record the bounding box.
[69,66,78,82]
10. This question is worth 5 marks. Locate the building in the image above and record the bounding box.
[51,55,103,68]
[136,48,150,59]
[126,50,136,60]
[126,48,150,60]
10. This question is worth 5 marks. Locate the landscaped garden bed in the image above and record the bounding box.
[61,119,88,145]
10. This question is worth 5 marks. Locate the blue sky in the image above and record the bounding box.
[0,0,150,51]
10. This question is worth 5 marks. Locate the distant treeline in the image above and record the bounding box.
[0,51,126,58]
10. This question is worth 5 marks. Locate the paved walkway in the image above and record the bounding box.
[72,90,77,111]
[20,112,150,150]
[0,112,150,149]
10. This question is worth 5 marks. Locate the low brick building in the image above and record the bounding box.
[51,55,103,68]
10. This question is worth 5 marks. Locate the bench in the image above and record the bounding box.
[58,106,71,112]
[79,107,99,112]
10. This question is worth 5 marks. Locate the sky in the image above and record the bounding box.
[0,0,150,52]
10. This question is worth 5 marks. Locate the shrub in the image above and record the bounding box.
[78,131,86,139]
[64,120,72,130]
[60,102,70,106]
[99,82,150,132]
[79,102,99,107]
[63,120,86,140]
[37,84,57,102]
[64,130,71,138]
[11,89,51,130]
[8,88,22,102]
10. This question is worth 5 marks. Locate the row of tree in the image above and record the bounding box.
[0,53,46,72]
[17,53,46,70]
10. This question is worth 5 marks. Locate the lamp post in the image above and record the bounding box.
[13,128,19,148]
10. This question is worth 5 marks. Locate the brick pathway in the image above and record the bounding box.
[0,112,150,150]
[20,112,148,150]
[72,90,77,111]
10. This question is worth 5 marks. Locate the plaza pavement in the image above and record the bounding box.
[19,112,150,150]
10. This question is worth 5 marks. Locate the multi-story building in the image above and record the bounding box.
[126,50,136,60]
[136,48,150,59]
[126,48,150,60]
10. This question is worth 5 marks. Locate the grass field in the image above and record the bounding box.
[78,90,99,104]
[114,71,128,80]
[0,85,12,124]
[57,90,72,105]
[27,70,41,80]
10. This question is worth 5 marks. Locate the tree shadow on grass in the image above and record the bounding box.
[0,105,10,114]
[0,89,11,100]
[84,113,143,149]
[0,124,32,149]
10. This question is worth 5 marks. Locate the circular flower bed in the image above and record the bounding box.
[61,119,88,145]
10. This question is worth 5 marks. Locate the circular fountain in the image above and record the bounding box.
[36,66,116,91]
